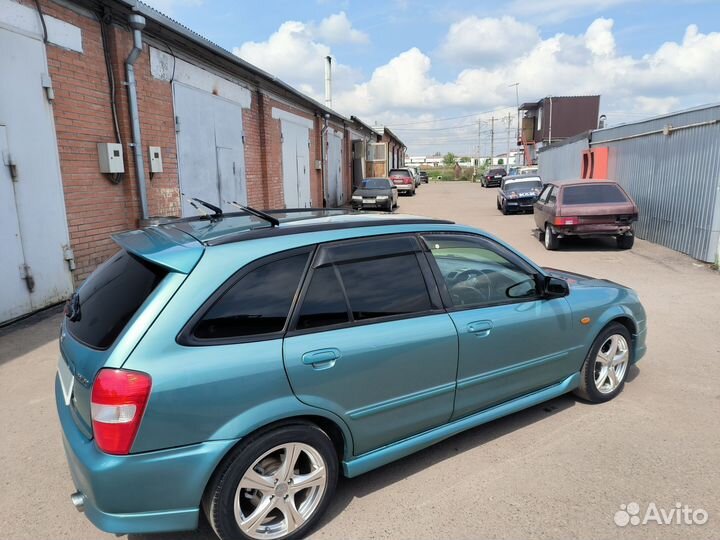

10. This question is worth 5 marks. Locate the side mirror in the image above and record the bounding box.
[541,275,569,299]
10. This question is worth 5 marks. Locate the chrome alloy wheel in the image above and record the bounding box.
[594,334,629,394]
[234,443,327,539]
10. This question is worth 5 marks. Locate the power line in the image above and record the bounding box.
[385,106,515,127]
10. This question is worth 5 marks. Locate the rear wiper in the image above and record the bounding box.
[227,201,280,227]
[181,194,223,221]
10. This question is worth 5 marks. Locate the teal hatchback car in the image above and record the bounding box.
[56,207,647,540]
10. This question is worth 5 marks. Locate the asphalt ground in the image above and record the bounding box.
[1,180,718,540]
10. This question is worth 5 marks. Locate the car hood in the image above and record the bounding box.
[543,267,629,290]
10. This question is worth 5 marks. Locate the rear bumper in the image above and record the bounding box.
[555,224,633,237]
[395,184,414,192]
[55,376,238,534]
[484,179,501,186]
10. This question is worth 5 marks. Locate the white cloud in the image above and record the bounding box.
[332,18,720,153]
[232,13,366,100]
[315,12,368,44]
[233,18,361,101]
[439,16,540,66]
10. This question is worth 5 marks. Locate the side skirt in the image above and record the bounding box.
[342,372,580,477]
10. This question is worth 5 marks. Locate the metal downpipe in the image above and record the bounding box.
[125,13,148,220]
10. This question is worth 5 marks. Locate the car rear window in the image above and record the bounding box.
[389,169,411,177]
[489,169,506,175]
[563,184,629,205]
[194,253,309,340]
[66,250,167,350]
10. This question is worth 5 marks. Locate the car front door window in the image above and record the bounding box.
[422,234,540,308]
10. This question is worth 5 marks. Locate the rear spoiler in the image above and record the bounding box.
[111,226,204,273]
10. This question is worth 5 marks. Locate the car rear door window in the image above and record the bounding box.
[562,184,629,204]
[297,266,350,330]
[193,252,309,340]
[66,250,167,350]
[336,254,432,321]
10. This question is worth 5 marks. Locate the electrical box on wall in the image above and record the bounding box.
[97,143,124,173]
[314,159,322,170]
[149,146,163,173]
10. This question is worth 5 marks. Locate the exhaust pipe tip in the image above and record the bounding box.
[70,491,86,513]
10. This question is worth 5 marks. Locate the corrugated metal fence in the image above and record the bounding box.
[538,136,588,182]
[539,105,720,263]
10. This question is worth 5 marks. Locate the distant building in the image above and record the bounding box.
[519,96,600,164]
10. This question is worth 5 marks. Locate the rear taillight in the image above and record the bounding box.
[91,369,152,455]
[554,216,579,226]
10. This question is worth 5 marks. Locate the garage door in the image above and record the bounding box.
[0,25,73,324]
[326,130,344,207]
[174,83,247,216]
[275,110,312,209]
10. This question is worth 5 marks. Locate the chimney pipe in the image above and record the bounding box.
[324,56,332,108]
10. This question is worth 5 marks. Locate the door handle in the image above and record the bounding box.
[301,348,340,369]
[467,320,492,337]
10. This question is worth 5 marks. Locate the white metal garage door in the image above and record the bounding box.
[326,130,344,207]
[0,26,73,324]
[280,119,312,208]
[174,83,247,216]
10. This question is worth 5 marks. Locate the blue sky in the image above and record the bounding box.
[146,0,720,155]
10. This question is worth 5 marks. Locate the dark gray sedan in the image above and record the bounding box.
[351,178,398,211]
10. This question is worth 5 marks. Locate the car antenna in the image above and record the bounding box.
[227,201,280,227]
[181,194,223,221]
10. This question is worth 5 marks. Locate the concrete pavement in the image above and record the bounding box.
[1,180,718,539]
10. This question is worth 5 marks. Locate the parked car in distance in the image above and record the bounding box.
[508,165,539,177]
[389,168,416,195]
[419,171,429,183]
[351,178,398,211]
[56,206,647,540]
[408,166,421,187]
[497,175,543,214]
[481,167,507,187]
[534,179,639,250]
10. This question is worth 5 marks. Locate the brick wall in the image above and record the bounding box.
[28,0,180,283]
[23,0,354,285]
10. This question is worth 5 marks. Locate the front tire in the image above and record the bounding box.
[574,323,632,403]
[204,423,338,540]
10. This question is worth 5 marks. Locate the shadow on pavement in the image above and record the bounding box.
[129,394,579,540]
[0,304,63,367]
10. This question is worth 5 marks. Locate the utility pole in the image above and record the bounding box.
[477,118,482,169]
[490,116,495,166]
[505,112,512,168]
[509,82,521,164]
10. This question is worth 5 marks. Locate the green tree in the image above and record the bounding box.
[443,152,457,166]
[498,158,504,165]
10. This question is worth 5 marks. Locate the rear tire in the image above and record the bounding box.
[617,234,634,249]
[544,224,559,250]
[574,323,632,403]
[204,423,338,540]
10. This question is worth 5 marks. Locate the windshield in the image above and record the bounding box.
[563,184,629,204]
[361,178,391,189]
[389,169,411,177]
[504,180,542,192]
